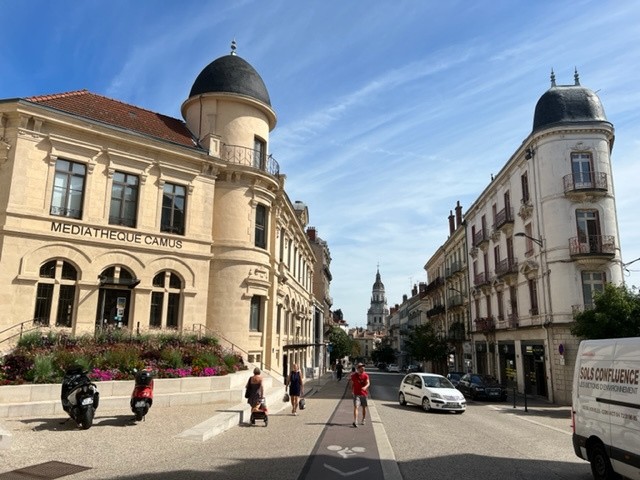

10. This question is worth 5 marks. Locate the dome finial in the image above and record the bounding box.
[574,67,580,85]
[550,68,556,87]
[230,39,237,56]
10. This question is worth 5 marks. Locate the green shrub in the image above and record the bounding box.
[28,355,57,383]
[192,351,220,369]
[98,345,143,373]
[17,331,46,349]
[160,347,184,369]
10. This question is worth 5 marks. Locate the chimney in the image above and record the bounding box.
[455,201,463,229]
[419,282,426,293]
[412,284,418,296]
[402,294,408,302]
[307,227,316,241]
[448,210,455,235]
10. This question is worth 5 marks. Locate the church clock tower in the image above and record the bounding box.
[367,267,389,332]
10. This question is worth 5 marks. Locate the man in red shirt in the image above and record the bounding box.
[350,363,370,427]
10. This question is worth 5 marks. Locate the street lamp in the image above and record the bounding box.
[514,232,543,247]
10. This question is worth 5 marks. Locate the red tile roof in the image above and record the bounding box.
[25,90,199,150]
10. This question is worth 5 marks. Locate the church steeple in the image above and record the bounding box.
[367,267,389,332]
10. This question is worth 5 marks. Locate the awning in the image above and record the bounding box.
[98,276,141,289]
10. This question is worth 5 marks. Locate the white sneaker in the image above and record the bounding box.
[360,419,366,425]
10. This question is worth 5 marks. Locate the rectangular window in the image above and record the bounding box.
[576,209,600,252]
[528,279,539,315]
[109,171,139,227]
[250,296,262,331]
[582,271,605,309]
[50,159,86,218]
[161,183,186,235]
[254,137,266,170]
[55,285,76,327]
[571,152,593,188]
[521,172,530,204]
[34,284,54,325]
[167,292,180,328]
[497,290,504,321]
[149,292,163,328]
[255,204,267,249]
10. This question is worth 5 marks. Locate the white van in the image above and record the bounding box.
[572,337,640,480]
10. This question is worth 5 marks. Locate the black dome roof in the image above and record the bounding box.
[189,54,271,106]
[533,82,608,132]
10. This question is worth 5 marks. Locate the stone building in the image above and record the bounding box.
[0,44,321,377]
[462,71,622,404]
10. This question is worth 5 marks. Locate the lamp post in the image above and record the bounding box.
[514,232,543,247]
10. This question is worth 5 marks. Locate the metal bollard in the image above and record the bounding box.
[513,387,516,408]
[524,389,528,412]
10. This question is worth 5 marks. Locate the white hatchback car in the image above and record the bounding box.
[387,363,401,373]
[398,373,466,413]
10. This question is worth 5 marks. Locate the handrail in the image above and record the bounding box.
[190,323,286,381]
[0,319,45,347]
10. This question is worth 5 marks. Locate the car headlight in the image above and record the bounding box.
[430,392,442,399]
[472,386,484,391]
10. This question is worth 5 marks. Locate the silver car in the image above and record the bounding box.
[398,373,466,413]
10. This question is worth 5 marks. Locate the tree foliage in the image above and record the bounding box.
[571,283,640,339]
[405,323,449,365]
[371,337,396,364]
[328,327,353,363]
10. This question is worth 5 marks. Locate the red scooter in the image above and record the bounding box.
[130,368,154,421]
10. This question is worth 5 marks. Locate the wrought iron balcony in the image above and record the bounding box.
[445,261,465,278]
[474,272,490,287]
[473,229,489,248]
[474,316,495,334]
[495,257,518,279]
[221,143,280,176]
[493,207,514,231]
[426,304,446,318]
[569,235,615,257]
[447,294,464,308]
[563,171,607,195]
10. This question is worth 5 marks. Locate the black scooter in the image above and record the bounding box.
[61,366,100,429]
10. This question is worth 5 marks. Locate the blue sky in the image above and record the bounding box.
[2,1,639,327]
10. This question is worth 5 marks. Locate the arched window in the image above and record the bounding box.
[149,271,183,329]
[34,259,78,327]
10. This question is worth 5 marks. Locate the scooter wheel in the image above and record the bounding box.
[134,409,144,422]
[80,407,94,430]
[264,417,268,427]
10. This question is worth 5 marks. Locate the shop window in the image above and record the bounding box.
[149,271,183,329]
[33,260,77,327]
[109,171,139,227]
[50,159,85,219]
[161,183,186,235]
[255,204,268,249]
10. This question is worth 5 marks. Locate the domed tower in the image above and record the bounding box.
[181,42,283,362]
[367,267,389,332]
[526,68,621,327]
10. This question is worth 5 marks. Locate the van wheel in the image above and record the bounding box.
[589,442,620,480]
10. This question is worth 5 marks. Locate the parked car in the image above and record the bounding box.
[406,364,420,373]
[398,373,466,413]
[446,371,465,387]
[377,362,388,371]
[457,373,508,401]
[387,363,401,373]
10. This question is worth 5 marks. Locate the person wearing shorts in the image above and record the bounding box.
[351,363,370,427]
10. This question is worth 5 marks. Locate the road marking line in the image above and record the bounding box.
[490,407,571,435]
[324,464,369,476]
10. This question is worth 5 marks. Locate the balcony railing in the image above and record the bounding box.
[474,316,495,334]
[473,229,489,247]
[493,207,514,231]
[495,257,518,278]
[474,272,490,287]
[425,276,444,293]
[445,261,465,278]
[221,143,280,176]
[563,171,608,194]
[507,313,518,328]
[426,305,446,318]
[447,294,464,308]
[569,235,615,257]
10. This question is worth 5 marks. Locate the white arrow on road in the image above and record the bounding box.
[323,464,370,477]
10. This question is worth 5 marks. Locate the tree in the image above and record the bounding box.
[371,337,395,364]
[328,327,353,363]
[405,323,449,373]
[571,283,640,339]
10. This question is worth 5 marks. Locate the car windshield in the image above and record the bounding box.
[448,373,461,381]
[422,376,455,389]
[474,375,500,386]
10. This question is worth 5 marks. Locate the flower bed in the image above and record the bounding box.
[0,329,247,385]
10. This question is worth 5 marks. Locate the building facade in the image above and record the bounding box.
[463,71,622,404]
[0,45,325,377]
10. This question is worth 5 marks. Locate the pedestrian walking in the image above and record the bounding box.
[350,363,370,427]
[336,361,344,381]
[245,367,264,409]
[285,363,304,415]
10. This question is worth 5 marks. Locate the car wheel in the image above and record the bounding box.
[398,392,407,406]
[589,442,620,480]
[422,397,431,412]
[470,391,477,401]
[454,410,464,414]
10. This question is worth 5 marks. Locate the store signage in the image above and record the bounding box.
[51,221,183,249]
